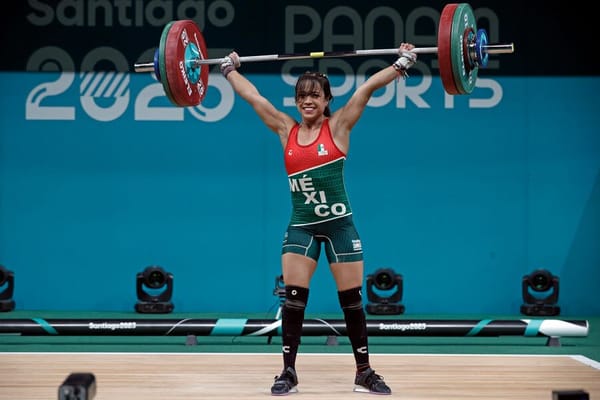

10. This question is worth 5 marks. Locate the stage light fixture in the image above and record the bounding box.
[273,274,286,299]
[0,265,16,312]
[135,265,174,314]
[273,274,286,316]
[520,268,560,316]
[365,268,405,315]
[267,274,287,344]
[552,389,589,400]
[58,372,96,400]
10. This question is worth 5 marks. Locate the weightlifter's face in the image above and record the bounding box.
[295,82,328,120]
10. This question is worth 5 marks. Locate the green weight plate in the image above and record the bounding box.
[158,21,178,106]
[450,3,478,94]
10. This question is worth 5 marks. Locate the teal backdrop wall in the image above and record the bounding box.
[0,1,598,316]
[1,73,598,315]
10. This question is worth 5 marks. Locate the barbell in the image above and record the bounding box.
[133,2,514,107]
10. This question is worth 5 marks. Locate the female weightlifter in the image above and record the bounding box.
[220,43,417,396]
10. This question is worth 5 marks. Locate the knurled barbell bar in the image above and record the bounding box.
[133,3,514,107]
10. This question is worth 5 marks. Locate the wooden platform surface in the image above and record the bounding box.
[1,352,599,399]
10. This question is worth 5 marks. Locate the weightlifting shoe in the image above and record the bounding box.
[354,368,391,395]
[271,366,298,396]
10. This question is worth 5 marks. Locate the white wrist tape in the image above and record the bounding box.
[392,51,417,78]
[220,54,241,78]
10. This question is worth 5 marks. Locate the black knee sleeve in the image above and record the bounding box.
[281,285,309,354]
[284,285,309,310]
[338,286,370,368]
[338,286,363,310]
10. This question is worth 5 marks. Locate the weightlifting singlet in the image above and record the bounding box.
[284,119,352,226]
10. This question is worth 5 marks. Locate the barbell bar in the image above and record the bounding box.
[133,3,515,107]
[134,44,513,72]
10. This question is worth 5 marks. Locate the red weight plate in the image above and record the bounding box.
[437,3,460,95]
[191,23,209,103]
[164,20,209,107]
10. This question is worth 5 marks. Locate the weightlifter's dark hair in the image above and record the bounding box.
[295,71,334,117]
